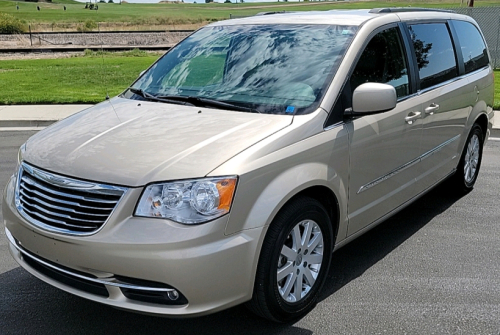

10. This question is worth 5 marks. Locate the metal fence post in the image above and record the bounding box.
[495,17,500,69]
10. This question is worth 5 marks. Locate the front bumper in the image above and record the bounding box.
[3,175,264,317]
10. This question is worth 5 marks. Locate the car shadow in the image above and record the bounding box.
[320,178,465,301]
[0,180,464,335]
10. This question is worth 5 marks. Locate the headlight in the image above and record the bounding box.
[135,176,237,224]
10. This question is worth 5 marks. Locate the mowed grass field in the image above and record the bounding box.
[2,0,500,31]
[0,52,498,108]
[0,51,159,104]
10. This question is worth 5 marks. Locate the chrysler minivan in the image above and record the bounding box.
[3,8,494,322]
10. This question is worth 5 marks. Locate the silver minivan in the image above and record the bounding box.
[3,8,494,322]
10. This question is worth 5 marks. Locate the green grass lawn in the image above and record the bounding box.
[2,0,500,31]
[0,51,159,104]
[0,53,498,108]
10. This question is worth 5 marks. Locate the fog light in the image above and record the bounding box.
[167,290,179,300]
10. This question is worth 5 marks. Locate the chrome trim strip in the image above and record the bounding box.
[5,228,175,293]
[26,203,103,223]
[357,135,460,194]
[15,162,128,236]
[357,157,420,194]
[19,191,109,217]
[23,207,95,229]
[420,135,460,161]
[324,121,344,131]
[20,186,115,211]
[22,163,125,196]
[21,175,121,203]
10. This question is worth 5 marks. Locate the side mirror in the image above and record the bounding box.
[351,83,397,114]
[139,70,146,77]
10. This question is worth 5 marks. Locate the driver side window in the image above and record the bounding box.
[350,27,410,99]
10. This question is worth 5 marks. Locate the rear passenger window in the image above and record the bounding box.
[407,23,458,90]
[452,20,489,74]
[350,27,409,98]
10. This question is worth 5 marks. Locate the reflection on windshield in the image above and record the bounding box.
[130,24,357,115]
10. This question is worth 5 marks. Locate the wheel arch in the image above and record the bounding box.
[473,113,488,142]
[284,185,340,244]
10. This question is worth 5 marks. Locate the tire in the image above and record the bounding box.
[453,124,484,193]
[247,196,333,322]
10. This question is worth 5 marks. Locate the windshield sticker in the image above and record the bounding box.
[285,106,295,114]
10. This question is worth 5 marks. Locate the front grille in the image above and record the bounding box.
[15,163,127,235]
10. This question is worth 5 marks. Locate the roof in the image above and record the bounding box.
[210,8,466,27]
[211,9,378,27]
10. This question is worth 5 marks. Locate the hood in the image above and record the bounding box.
[24,97,292,187]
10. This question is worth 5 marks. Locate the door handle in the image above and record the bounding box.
[405,111,421,124]
[425,103,440,115]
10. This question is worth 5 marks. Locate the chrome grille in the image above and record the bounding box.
[15,163,127,235]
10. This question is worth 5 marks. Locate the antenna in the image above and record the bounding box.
[97,17,118,120]
[98,22,110,100]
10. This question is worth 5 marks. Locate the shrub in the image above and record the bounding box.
[77,19,98,32]
[0,13,26,34]
[122,48,148,57]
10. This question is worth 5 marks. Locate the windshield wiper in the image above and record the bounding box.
[155,95,261,114]
[128,88,195,107]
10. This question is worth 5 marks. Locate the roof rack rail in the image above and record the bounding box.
[369,8,454,14]
[255,11,289,16]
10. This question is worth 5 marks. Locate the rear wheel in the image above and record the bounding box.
[247,196,333,322]
[453,124,484,192]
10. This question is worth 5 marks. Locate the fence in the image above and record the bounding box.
[0,29,192,51]
[452,7,500,69]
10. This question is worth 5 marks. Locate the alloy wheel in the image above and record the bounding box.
[464,134,480,183]
[277,219,324,303]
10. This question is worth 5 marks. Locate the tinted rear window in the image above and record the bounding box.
[452,20,489,74]
[407,23,458,90]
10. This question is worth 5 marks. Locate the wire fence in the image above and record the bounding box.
[452,7,500,69]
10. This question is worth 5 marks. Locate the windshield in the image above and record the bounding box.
[125,24,357,115]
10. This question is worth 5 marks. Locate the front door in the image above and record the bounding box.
[345,26,423,236]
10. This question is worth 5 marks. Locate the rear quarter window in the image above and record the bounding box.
[407,23,458,90]
[452,20,490,74]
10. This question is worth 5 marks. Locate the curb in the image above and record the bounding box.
[0,45,172,54]
[0,120,58,128]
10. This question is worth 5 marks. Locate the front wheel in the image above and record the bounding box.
[247,197,333,322]
[453,124,484,192]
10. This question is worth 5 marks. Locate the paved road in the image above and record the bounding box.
[1,131,499,335]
